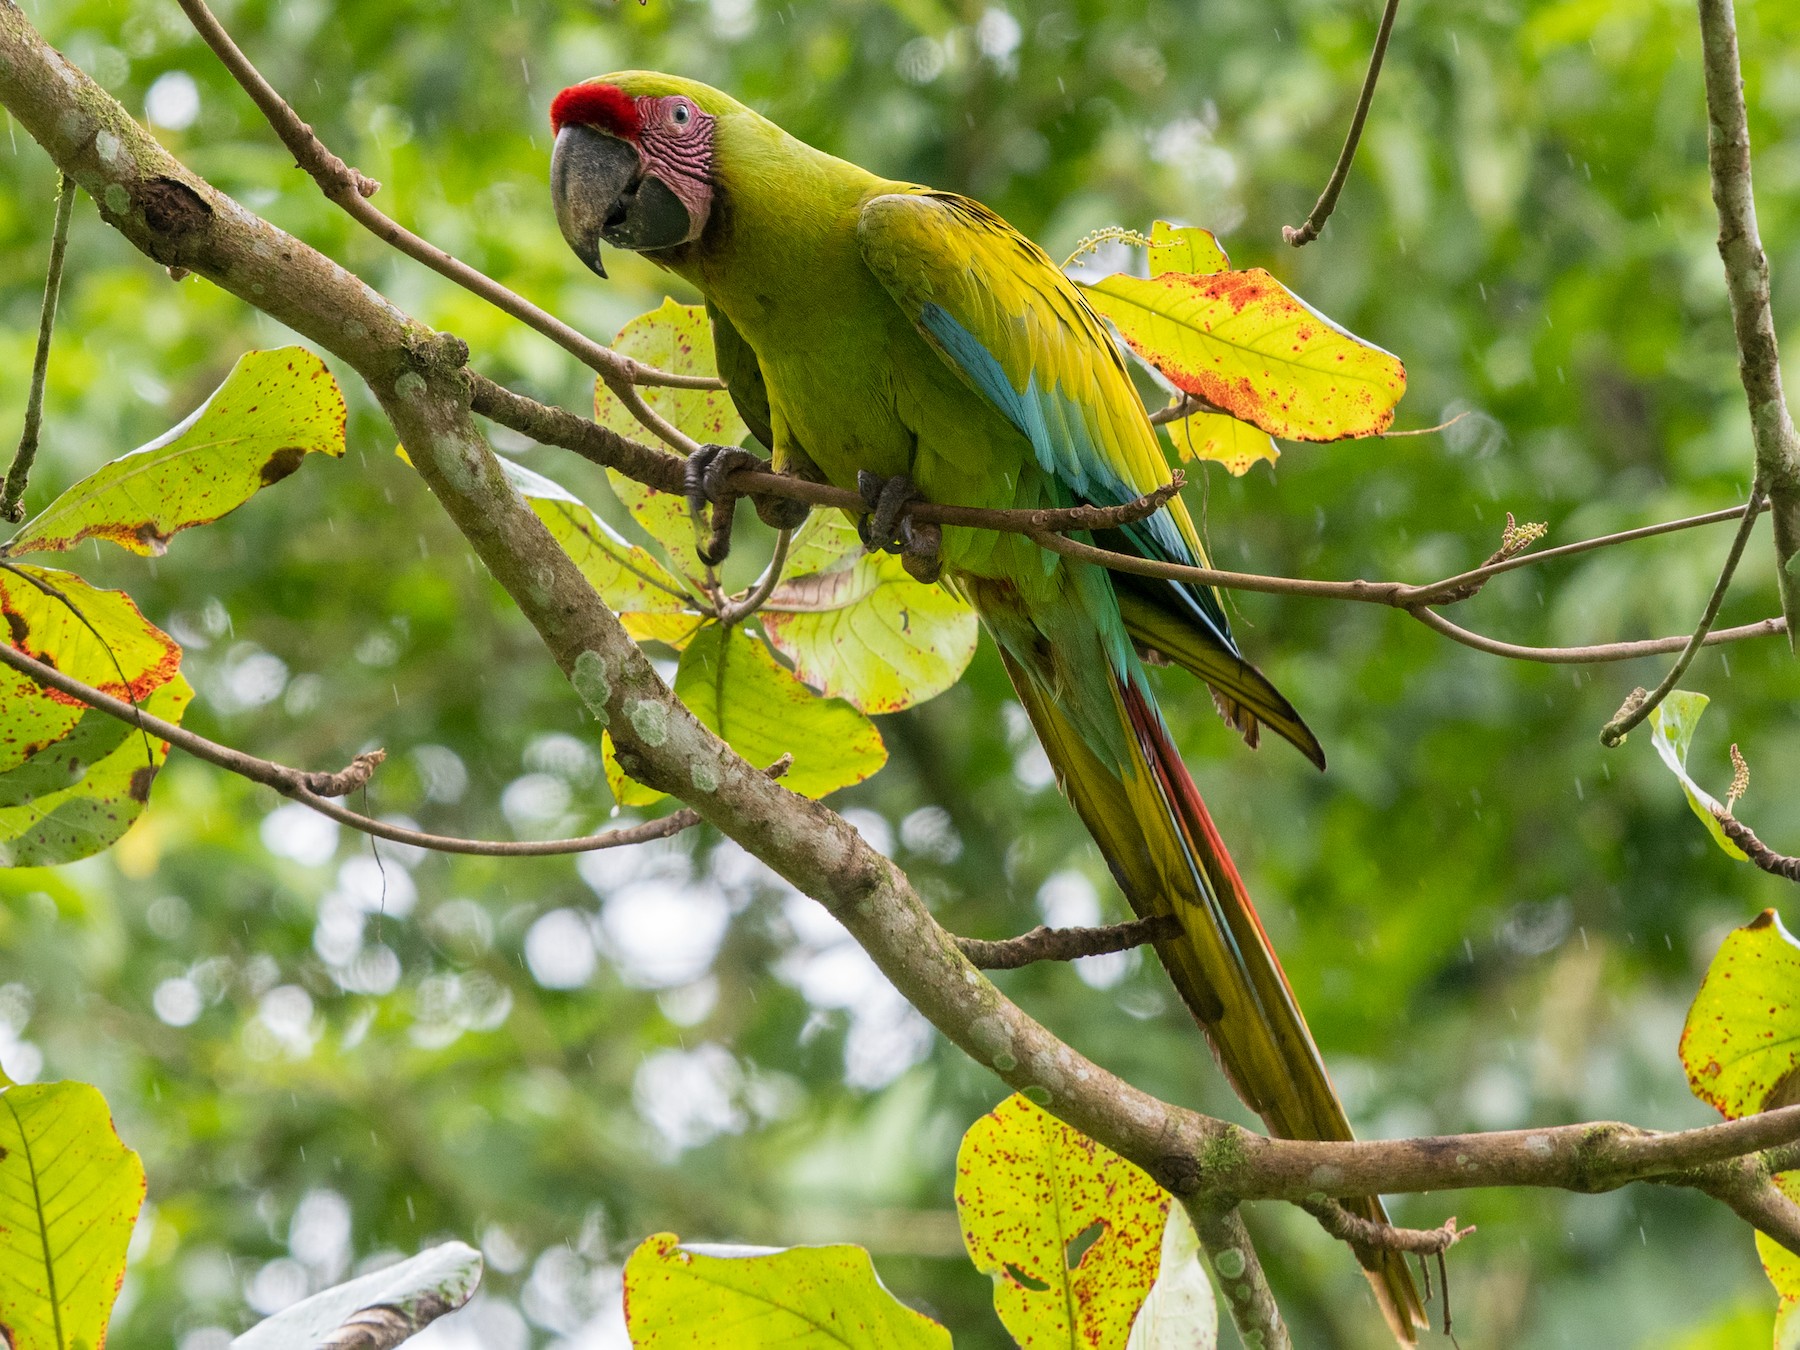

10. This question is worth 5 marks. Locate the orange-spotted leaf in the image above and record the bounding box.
[0,566,191,865]
[1758,1174,1800,1338]
[0,1078,146,1350]
[6,347,345,557]
[1680,909,1800,1120]
[1165,409,1279,477]
[1082,269,1405,441]
[622,1233,950,1348]
[1147,220,1229,278]
[956,1094,1170,1349]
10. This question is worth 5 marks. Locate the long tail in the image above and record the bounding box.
[998,649,1427,1344]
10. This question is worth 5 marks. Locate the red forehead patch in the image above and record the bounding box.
[550,83,641,138]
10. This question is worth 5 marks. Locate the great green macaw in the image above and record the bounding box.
[548,74,1426,1340]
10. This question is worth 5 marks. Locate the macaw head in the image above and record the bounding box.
[549,73,728,278]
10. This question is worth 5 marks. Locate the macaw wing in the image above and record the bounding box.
[856,189,1235,652]
[707,301,774,451]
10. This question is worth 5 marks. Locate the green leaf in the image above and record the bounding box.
[595,300,748,585]
[762,512,979,714]
[1681,909,1800,1120]
[1758,1174,1800,1337]
[606,623,888,806]
[1147,220,1229,278]
[233,1241,483,1349]
[1648,690,1749,861]
[622,1232,950,1349]
[0,1079,146,1350]
[1081,269,1406,441]
[956,1093,1170,1350]
[1165,409,1279,477]
[7,348,345,557]
[1126,1206,1217,1350]
[502,459,705,649]
[0,565,192,866]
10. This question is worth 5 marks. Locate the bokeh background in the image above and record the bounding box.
[3,0,1799,1344]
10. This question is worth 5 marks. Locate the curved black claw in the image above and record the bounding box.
[684,444,762,567]
[856,471,943,584]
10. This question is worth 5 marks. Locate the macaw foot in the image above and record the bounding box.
[856,471,943,584]
[684,445,811,566]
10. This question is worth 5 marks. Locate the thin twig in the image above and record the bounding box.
[1407,607,1785,665]
[0,639,701,856]
[1599,488,1763,745]
[170,0,720,397]
[1697,0,1800,641]
[2,173,74,522]
[955,915,1183,970]
[1283,0,1402,247]
[717,528,792,627]
[1301,1199,1473,1255]
[1713,811,1800,883]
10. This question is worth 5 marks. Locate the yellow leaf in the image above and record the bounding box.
[956,1094,1170,1349]
[1680,910,1800,1121]
[1082,269,1406,441]
[1147,220,1229,277]
[1165,410,1279,476]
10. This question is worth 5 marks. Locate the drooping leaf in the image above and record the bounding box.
[1125,1205,1217,1350]
[502,459,705,648]
[1680,910,1800,1121]
[1081,269,1406,441]
[0,1079,146,1350]
[233,1241,483,1349]
[762,511,979,714]
[1757,1174,1800,1342]
[6,347,345,557]
[0,565,192,865]
[606,622,887,806]
[622,1232,950,1349]
[956,1093,1170,1349]
[595,300,749,584]
[1146,220,1229,278]
[1165,410,1279,477]
[1648,690,1749,861]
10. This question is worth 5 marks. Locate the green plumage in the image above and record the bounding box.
[587,72,1424,1341]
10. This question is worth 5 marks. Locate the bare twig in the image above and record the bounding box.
[170,0,720,399]
[1407,607,1785,665]
[1283,0,1401,247]
[1187,1203,1291,1350]
[1420,511,1546,605]
[954,915,1183,970]
[1599,488,1763,745]
[1697,0,1800,642]
[2,173,74,522]
[0,639,700,856]
[1713,810,1800,883]
[1302,1199,1473,1255]
[717,528,792,627]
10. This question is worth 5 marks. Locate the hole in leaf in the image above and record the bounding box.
[1065,1220,1105,1270]
[1004,1263,1051,1292]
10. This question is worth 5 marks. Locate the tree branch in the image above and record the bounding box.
[954,915,1182,970]
[1187,1202,1290,1350]
[1599,488,1763,745]
[1301,1199,1472,1255]
[2,173,74,522]
[1713,811,1800,883]
[0,639,701,856]
[1283,0,1401,247]
[1697,0,1800,642]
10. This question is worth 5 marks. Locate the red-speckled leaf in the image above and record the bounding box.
[1757,1174,1800,1322]
[6,348,345,558]
[1147,220,1229,278]
[594,300,748,587]
[1081,270,1406,441]
[622,1232,950,1348]
[762,511,978,714]
[0,565,191,866]
[1680,910,1800,1120]
[956,1094,1170,1349]
[0,1078,146,1350]
[1165,410,1278,477]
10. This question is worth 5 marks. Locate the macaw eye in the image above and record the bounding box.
[672,102,691,126]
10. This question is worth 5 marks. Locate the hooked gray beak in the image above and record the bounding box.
[551,124,697,279]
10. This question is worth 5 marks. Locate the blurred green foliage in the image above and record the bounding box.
[2,0,1799,1346]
